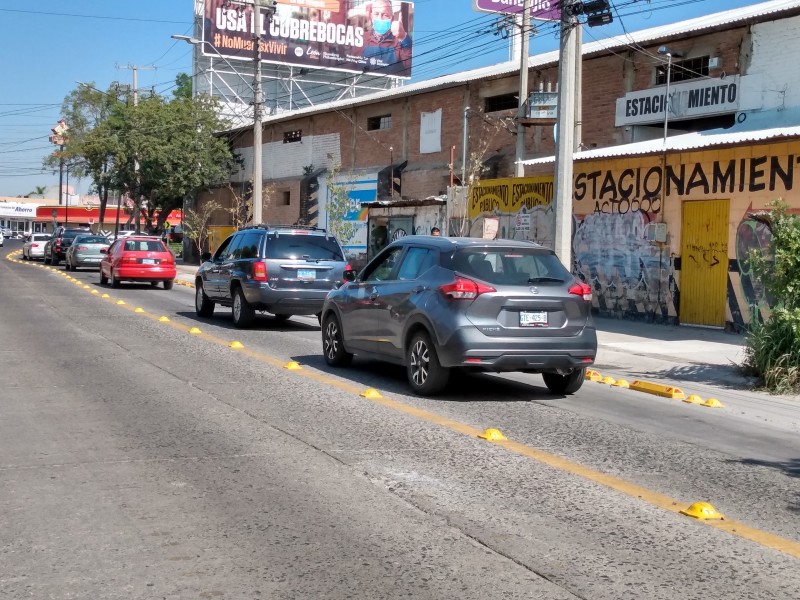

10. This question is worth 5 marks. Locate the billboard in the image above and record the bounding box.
[472,0,560,21]
[201,0,415,78]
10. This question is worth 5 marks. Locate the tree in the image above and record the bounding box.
[325,163,357,247]
[743,200,800,392]
[184,199,221,259]
[28,186,47,198]
[173,73,193,100]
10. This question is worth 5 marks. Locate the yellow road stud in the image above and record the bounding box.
[703,398,725,408]
[612,379,630,388]
[116,300,126,305]
[684,395,704,404]
[134,308,145,313]
[360,388,382,399]
[229,341,244,349]
[600,376,616,385]
[189,327,202,334]
[478,428,507,441]
[158,316,170,322]
[284,361,302,370]
[101,294,110,298]
[91,290,99,294]
[83,285,91,289]
[680,502,724,520]
[585,369,602,381]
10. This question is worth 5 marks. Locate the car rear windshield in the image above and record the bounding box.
[33,234,50,241]
[75,236,108,244]
[264,233,344,261]
[124,240,167,252]
[451,248,571,286]
[62,231,86,240]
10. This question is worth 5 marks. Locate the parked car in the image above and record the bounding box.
[194,225,350,328]
[99,236,176,289]
[43,226,91,266]
[320,237,597,396]
[0,231,4,247]
[22,233,51,260]
[65,234,111,271]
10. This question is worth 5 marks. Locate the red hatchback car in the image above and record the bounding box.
[99,236,177,289]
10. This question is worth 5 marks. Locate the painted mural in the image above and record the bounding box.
[565,140,800,328]
[467,177,555,245]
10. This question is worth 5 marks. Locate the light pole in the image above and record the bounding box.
[389,146,394,197]
[658,46,683,146]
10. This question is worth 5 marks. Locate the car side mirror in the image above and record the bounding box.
[201,252,212,262]
[100,248,108,254]
[343,269,357,282]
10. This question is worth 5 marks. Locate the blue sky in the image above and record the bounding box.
[0,0,763,198]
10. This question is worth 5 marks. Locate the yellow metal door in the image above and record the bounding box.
[680,200,729,327]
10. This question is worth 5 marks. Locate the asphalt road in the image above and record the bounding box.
[2,241,799,600]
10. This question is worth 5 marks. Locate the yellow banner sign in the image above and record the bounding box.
[469,177,554,219]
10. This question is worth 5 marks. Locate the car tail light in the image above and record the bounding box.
[31,243,40,248]
[122,256,138,264]
[342,263,354,283]
[568,281,593,302]
[253,261,268,281]
[439,276,495,300]
[75,245,88,251]
[161,253,174,264]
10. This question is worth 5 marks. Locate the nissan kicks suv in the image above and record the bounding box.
[194,225,350,328]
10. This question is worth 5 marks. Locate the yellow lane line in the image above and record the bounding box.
[10,254,800,560]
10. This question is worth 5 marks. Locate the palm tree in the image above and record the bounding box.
[28,185,47,198]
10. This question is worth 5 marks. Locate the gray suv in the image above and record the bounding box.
[195,225,349,328]
[321,236,597,396]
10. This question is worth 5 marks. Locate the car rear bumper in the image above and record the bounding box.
[243,281,329,315]
[437,326,597,372]
[115,266,177,281]
[73,256,103,268]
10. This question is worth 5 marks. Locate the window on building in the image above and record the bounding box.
[283,130,302,143]
[367,115,392,130]
[281,191,291,206]
[656,56,709,85]
[484,93,518,113]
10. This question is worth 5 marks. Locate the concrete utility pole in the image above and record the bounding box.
[119,64,155,234]
[514,0,532,177]
[252,0,264,226]
[552,1,578,267]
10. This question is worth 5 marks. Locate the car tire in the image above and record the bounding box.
[406,331,449,396]
[65,260,71,271]
[232,287,255,328]
[100,270,108,285]
[111,271,121,288]
[163,280,174,290]
[44,253,51,265]
[195,281,215,317]
[542,369,586,395]
[150,281,159,287]
[322,313,353,367]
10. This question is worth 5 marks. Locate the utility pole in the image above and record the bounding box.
[552,1,578,267]
[119,64,155,235]
[514,0,532,176]
[252,0,264,225]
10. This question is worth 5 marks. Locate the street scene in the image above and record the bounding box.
[2,0,800,598]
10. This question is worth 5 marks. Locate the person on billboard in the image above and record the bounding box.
[359,0,412,77]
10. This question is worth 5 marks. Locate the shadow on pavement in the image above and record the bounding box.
[728,457,800,512]
[174,311,320,332]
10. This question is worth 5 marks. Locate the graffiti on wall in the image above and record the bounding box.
[729,214,773,328]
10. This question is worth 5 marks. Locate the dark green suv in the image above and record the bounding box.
[194,225,350,328]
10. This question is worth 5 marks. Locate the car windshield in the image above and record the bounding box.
[75,236,108,244]
[124,240,166,252]
[33,234,50,241]
[264,233,344,261]
[451,248,570,286]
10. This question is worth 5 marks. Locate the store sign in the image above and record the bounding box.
[0,202,38,218]
[472,0,560,21]
[615,75,742,126]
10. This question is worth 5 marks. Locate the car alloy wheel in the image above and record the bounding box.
[322,314,352,367]
[195,282,215,317]
[232,287,255,328]
[407,331,449,396]
[542,369,586,395]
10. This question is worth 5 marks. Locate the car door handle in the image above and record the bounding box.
[411,286,427,293]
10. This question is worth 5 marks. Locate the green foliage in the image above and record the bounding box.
[743,200,800,392]
[184,200,221,258]
[325,164,357,246]
[173,73,193,100]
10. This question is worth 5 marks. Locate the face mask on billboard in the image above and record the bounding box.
[372,19,391,35]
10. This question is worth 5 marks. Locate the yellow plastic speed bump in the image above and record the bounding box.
[600,376,616,385]
[229,341,244,349]
[629,380,685,399]
[585,369,602,381]
[680,502,724,520]
[134,307,145,313]
[360,388,383,399]
[158,316,170,322]
[91,290,99,294]
[189,327,202,334]
[684,394,704,404]
[83,285,91,289]
[284,361,302,370]
[101,293,110,298]
[116,300,126,305]
[703,398,725,408]
[612,379,630,388]
[478,428,507,441]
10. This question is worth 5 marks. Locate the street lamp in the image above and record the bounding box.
[658,46,684,146]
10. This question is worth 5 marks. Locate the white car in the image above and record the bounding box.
[0,231,4,247]
[22,233,51,260]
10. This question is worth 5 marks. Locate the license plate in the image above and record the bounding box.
[297,269,315,280]
[520,311,548,327]
[142,258,156,264]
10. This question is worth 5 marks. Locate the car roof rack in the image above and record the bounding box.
[240,224,328,233]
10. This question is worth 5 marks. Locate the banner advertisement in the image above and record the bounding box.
[468,177,554,219]
[472,0,560,21]
[202,0,415,78]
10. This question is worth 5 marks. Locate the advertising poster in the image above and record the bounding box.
[201,0,415,78]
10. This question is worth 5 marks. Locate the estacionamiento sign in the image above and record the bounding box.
[201,0,415,78]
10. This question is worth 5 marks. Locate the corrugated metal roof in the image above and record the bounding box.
[227,0,800,132]
[521,123,800,165]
